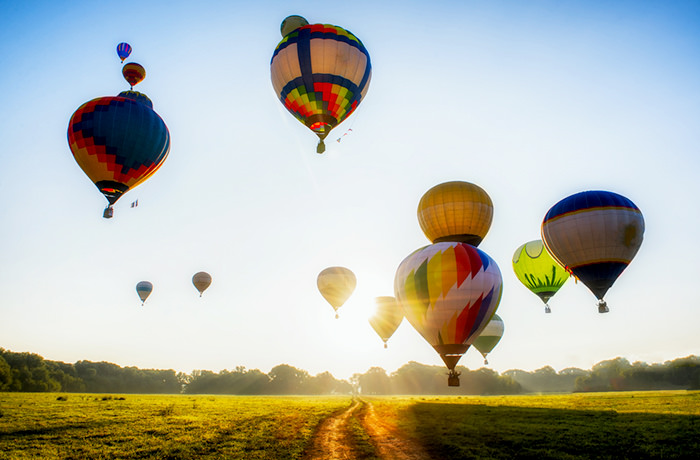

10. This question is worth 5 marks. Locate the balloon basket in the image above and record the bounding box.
[598,300,609,314]
[447,370,461,387]
[545,305,551,313]
[103,206,114,219]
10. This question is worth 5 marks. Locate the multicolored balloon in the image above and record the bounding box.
[512,240,569,313]
[472,313,504,365]
[192,272,212,297]
[67,91,170,218]
[136,281,153,305]
[122,62,146,89]
[542,190,644,313]
[417,181,494,246]
[317,266,357,318]
[395,242,503,386]
[369,296,403,348]
[116,42,132,63]
[271,16,372,153]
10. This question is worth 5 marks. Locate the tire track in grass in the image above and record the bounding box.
[303,398,362,460]
[358,399,430,460]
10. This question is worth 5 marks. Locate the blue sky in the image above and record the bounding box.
[1,0,699,380]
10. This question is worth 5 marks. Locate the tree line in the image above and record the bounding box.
[1,348,698,395]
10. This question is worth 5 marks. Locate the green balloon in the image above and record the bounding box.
[473,314,504,364]
[512,240,569,313]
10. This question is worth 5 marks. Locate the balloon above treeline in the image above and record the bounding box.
[192,272,212,297]
[395,180,502,387]
[67,60,170,218]
[317,266,356,318]
[472,313,504,365]
[417,181,493,246]
[271,15,372,154]
[512,240,569,313]
[541,190,644,313]
[136,281,153,305]
[368,296,403,348]
[116,42,132,62]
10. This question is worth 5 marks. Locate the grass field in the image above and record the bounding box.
[1,391,699,459]
[369,391,700,459]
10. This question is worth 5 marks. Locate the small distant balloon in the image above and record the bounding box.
[122,63,146,89]
[280,15,309,37]
[116,42,132,62]
[512,240,569,313]
[192,272,212,297]
[369,296,403,348]
[472,314,504,365]
[317,267,356,318]
[136,281,153,305]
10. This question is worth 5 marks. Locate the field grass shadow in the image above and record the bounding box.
[407,402,700,459]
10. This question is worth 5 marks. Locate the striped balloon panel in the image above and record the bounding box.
[541,191,644,299]
[394,242,502,349]
[271,24,371,134]
[68,96,170,203]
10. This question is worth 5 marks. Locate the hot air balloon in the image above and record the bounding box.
[512,240,569,313]
[369,296,403,348]
[116,42,132,63]
[192,271,212,297]
[67,90,170,218]
[395,242,503,386]
[417,181,493,246]
[271,16,372,153]
[317,267,356,318]
[541,190,644,313]
[136,281,153,305]
[122,63,146,89]
[472,313,504,365]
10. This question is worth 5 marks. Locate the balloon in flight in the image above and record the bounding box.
[192,271,212,297]
[541,190,644,313]
[116,42,132,63]
[271,15,372,153]
[136,281,153,305]
[368,296,403,348]
[512,240,569,313]
[472,313,504,365]
[122,63,146,89]
[395,242,503,386]
[67,90,170,218]
[317,267,356,318]
[417,181,493,246]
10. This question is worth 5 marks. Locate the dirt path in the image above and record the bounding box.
[303,398,430,460]
[303,399,361,460]
[359,399,430,460]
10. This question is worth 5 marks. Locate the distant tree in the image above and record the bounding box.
[0,352,12,390]
[267,364,310,394]
[358,367,392,395]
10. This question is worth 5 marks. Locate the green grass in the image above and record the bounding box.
[1,391,699,459]
[371,391,700,459]
[0,393,351,459]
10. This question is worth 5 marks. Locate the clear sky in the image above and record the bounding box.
[1,0,698,380]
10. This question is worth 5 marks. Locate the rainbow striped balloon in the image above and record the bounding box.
[394,242,502,373]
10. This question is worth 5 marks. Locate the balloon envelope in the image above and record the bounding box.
[136,281,153,304]
[192,272,212,297]
[271,22,372,153]
[67,92,170,213]
[472,313,504,363]
[116,42,132,62]
[317,267,356,317]
[368,296,403,347]
[417,181,493,246]
[512,240,569,312]
[395,242,503,384]
[122,62,146,88]
[541,191,644,310]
